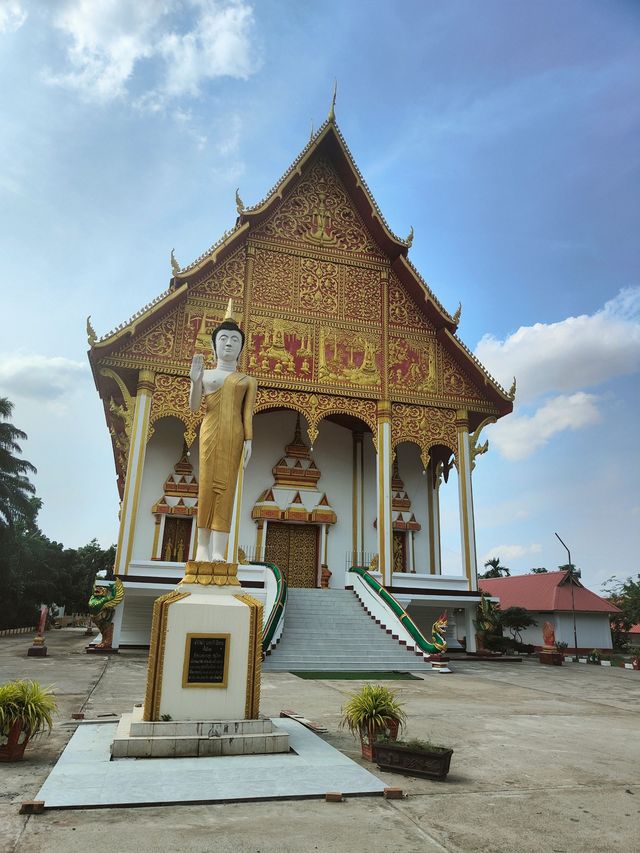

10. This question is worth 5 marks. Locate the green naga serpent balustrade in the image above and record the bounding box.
[348,566,448,654]
[251,561,288,654]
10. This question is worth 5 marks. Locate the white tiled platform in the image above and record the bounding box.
[36,718,387,809]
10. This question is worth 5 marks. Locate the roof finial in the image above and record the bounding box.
[310,120,314,142]
[170,249,180,276]
[405,225,414,247]
[223,298,236,323]
[508,377,517,400]
[453,302,462,324]
[235,187,245,214]
[328,80,337,123]
[86,315,97,346]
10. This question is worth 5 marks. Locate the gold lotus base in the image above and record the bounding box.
[181,561,240,587]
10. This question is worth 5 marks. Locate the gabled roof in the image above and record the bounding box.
[88,114,514,418]
[479,571,621,614]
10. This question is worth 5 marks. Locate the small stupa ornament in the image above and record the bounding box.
[224,298,236,323]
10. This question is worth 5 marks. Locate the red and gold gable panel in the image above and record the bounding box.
[108,308,180,366]
[246,315,382,392]
[389,272,434,332]
[439,345,488,404]
[252,157,385,261]
[251,245,383,325]
[389,334,437,396]
[182,306,244,366]
[188,247,245,302]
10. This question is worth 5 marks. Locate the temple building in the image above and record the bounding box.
[88,106,513,653]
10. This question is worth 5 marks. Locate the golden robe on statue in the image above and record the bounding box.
[197,372,257,533]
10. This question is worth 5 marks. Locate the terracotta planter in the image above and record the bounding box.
[0,721,30,762]
[374,741,453,780]
[359,720,400,761]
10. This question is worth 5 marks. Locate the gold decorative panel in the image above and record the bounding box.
[391,403,457,457]
[389,273,432,330]
[344,267,382,323]
[440,347,485,402]
[253,158,384,259]
[389,335,437,394]
[254,388,378,446]
[299,257,339,314]
[189,247,245,300]
[252,248,296,308]
[148,373,202,447]
[248,315,314,380]
[265,522,318,588]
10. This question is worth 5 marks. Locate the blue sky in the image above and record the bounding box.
[0,0,638,591]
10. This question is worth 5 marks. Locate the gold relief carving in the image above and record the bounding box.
[392,403,457,456]
[190,248,245,300]
[182,307,234,363]
[248,315,314,380]
[252,249,296,308]
[299,257,339,314]
[234,593,262,717]
[343,267,382,322]
[254,158,383,257]
[149,373,202,447]
[440,347,485,400]
[100,368,134,479]
[254,388,377,447]
[389,335,437,393]
[143,588,191,721]
[119,313,176,359]
[318,327,381,387]
[389,275,430,329]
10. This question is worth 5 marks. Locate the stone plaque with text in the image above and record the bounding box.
[182,633,230,688]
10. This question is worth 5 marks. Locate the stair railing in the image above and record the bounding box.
[252,561,287,654]
[348,565,438,657]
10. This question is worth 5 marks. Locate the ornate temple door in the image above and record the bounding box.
[161,517,192,562]
[392,532,406,573]
[265,523,318,587]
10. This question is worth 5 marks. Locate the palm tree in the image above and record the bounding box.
[480,556,511,579]
[0,398,37,527]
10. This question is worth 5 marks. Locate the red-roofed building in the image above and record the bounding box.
[479,571,621,651]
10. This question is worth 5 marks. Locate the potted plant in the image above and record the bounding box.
[374,736,454,781]
[0,679,57,762]
[340,684,406,761]
[587,649,601,665]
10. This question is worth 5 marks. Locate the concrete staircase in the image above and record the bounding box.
[262,588,433,672]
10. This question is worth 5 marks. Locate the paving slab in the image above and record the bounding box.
[35,717,386,808]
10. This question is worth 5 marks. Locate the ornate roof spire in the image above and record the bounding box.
[328,80,337,123]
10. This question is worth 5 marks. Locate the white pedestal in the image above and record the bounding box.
[143,562,262,723]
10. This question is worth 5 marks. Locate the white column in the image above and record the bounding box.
[456,409,478,591]
[426,459,443,575]
[408,531,415,572]
[464,607,477,653]
[115,369,155,575]
[376,402,393,587]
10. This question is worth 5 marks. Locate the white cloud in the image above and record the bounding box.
[476,287,640,404]
[482,543,542,564]
[44,0,260,106]
[0,353,87,401]
[0,0,27,33]
[488,392,601,460]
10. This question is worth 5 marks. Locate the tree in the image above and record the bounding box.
[0,397,37,528]
[480,556,511,579]
[499,607,537,644]
[530,567,548,574]
[602,574,640,651]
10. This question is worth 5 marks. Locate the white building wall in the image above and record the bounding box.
[513,612,613,650]
[131,416,188,564]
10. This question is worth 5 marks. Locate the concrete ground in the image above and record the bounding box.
[1,629,638,853]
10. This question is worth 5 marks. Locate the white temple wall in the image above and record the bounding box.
[131,417,187,565]
[396,442,429,572]
[312,419,357,587]
[438,466,463,575]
